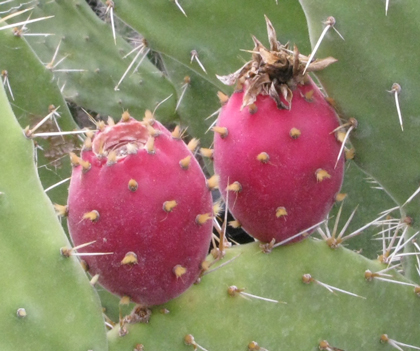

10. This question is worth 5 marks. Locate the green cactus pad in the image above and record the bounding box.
[299,0,420,214]
[0,84,107,350]
[108,239,420,350]
[112,0,310,85]
[161,55,221,149]
[325,162,398,259]
[0,23,78,206]
[299,0,420,281]
[25,0,177,120]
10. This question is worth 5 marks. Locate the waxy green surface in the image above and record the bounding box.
[109,239,420,350]
[0,83,107,350]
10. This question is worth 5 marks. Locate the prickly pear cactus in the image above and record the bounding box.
[2,0,420,350]
[26,0,177,119]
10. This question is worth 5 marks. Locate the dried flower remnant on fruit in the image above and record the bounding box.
[216,16,337,110]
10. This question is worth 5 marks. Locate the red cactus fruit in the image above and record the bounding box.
[213,17,345,245]
[67,113,213,306]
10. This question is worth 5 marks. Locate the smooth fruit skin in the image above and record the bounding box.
[67,118,213,306]
[213,81,344,244]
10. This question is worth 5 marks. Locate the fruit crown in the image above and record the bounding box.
[92,117,148,157]
[216,15,337,110]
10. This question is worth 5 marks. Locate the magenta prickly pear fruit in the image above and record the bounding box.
[67,113,213,306]
[213,17,345,245]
